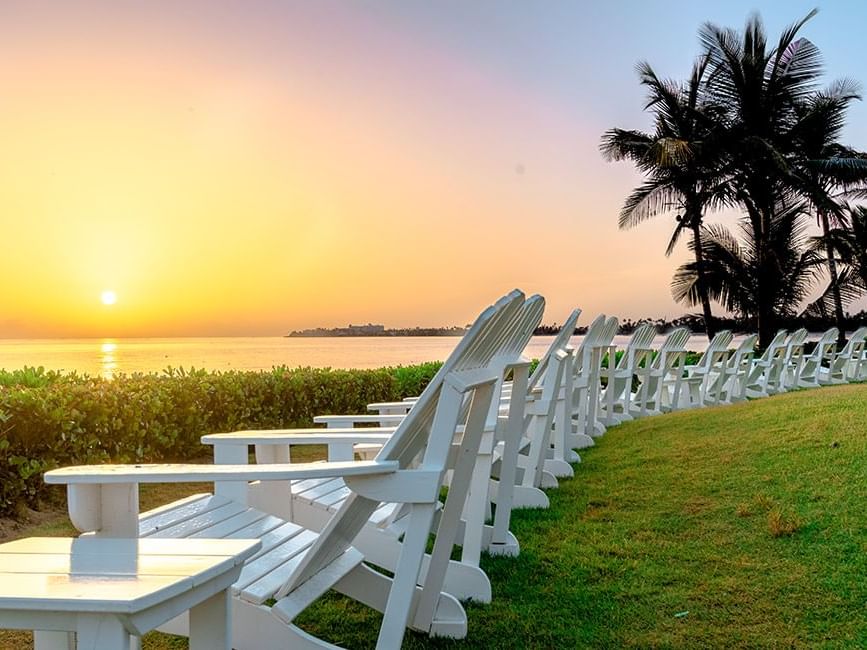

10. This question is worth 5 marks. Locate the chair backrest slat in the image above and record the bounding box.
[618,323,656,370]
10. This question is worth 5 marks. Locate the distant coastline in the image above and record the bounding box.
[285,317,706,338]
[286,311,867,338]
[286,324,469,338]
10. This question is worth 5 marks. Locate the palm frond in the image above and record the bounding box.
[649,137,694,167]
[664,218,688,257]
[599,129,653,162]
[802,267,864,318]
[618,181,682,230]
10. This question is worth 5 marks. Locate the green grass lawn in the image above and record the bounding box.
[3,386,866,648]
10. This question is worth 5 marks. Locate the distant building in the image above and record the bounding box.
[347,323,385,335]
[286,323,465,337]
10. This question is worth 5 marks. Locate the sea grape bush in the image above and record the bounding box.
[392,361,443,396]
[0,363,440,517]
[0,366,65,388]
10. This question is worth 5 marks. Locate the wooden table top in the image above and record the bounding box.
[0,537,260,614]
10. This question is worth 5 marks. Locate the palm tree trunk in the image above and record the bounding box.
[690,217,716,340]
[756,274,776,349]
[820,210,847,346]
[745,198,775,349]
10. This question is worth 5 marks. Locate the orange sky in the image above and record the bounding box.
[1,1,864,337]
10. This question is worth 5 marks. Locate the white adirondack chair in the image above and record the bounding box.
[564,315,619,445]
[716,334,758,403]
[321,306,583,501]
[597,323,657,426]
[629,327,690,417]
[850,328,867,381]
[510,343,572,501]
[678,330,734,408]
[501,307,582,507]
[527,308,582,395]
[797,328,838,388]
[777,328,809,392]
[298,303,577,542]
[546,313,601,457]
[744,330,789,398]
[536,314,616,480]
[44,290,527,649]
[820,326,867,384]
[258,295,547,603]
[347,309,579,518]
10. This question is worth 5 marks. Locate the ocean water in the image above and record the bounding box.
[0,334,742,380]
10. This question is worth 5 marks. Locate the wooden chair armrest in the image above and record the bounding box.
[202,430,395,446]
[313,414,405,427]
[366,401,414,414]
[45,460,398,484]
[44,460,399,537]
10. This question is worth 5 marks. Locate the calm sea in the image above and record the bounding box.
[0,334,742,380]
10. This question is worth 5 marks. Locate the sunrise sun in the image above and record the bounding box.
[101,290,117,306]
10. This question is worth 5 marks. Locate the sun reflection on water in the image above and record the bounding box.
[100,340,117,379]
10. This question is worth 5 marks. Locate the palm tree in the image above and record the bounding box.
[600,57,729,339]
[698,10,826,346]
[672,199,821,325]
[789,82,867,343]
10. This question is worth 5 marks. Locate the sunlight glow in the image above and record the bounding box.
[101,290,117,306]
[99,340,117,379]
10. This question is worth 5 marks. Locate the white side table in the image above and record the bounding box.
[0,536,260,649]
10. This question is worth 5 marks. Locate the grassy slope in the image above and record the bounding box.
[3,387,866,648]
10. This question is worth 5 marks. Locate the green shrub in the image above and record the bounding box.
[0,362,441,517]
[392,361,442,396]
[0,366,65,388]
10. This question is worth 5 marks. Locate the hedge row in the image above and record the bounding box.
[0,363,442,517]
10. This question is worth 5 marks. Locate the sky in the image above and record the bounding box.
[1,1,866,337]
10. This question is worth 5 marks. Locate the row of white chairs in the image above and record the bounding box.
[39,297,866,648]
[588,324,867,434]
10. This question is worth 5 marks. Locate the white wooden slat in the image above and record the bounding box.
[369,502,400,526]
[187,510,268,539]
[0,572,193,612]
[290,477,338,496]
[239,553,309,605]
[140,495,230,537]
[0,553,236,583]
[0,537,256,558]
[271,550,365,623]
[223,515,289,541]
[228,520,306,562]
[148,502,248,539]
[316,487,353,508]
[234,531,318,602]
[129,506,286,556]
[292,478,345,500]
[244,542,362,609]
[139,493,211,520]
